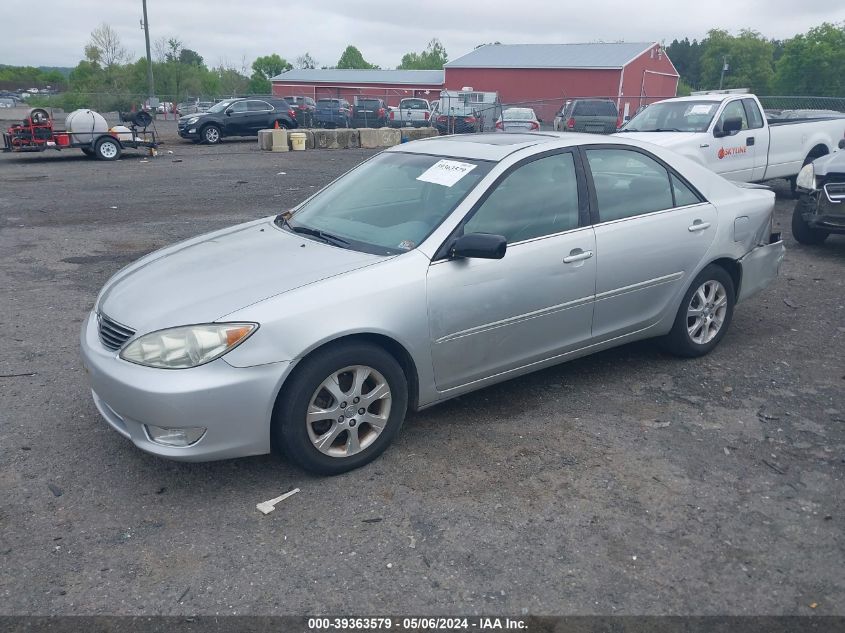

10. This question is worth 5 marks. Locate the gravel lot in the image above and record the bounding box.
[0,135,843,616]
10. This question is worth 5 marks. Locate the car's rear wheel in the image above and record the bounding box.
[661,264,735,358]
[201,124,221,144]
[792,197,829,245]
[273,342,408,475]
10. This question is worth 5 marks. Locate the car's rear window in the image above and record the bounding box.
[574,101,618,116]
[401,99,429,110]
[317,99,340,105]
[356,99,381,108]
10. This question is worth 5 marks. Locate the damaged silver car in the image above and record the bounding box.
[81,133,785,474]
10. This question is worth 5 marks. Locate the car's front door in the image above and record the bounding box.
[707,99,756,181]
[427,150,597,392]
[583,146,718,341]
[223,100,250,135]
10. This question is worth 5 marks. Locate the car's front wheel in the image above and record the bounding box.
[792,197,829,245]
[201,124,221,144]
[661,264,735,358]
[273,342,408,475]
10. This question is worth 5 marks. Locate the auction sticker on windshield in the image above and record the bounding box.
[686,104,715,116]
[417,159,477,187]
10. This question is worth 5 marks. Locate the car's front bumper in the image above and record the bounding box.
[177,125,200,139]
[80,311,290,461]
[798,190,845,233]
[737,233,786,303]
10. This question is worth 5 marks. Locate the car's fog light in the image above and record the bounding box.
[145,425,206,447]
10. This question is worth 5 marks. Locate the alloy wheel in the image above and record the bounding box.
[687,280,728,344]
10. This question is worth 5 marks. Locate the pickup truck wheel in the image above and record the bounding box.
[272,341,408,475]
[201,124,221,144]
[660,264,735,358]
[94,137,121,161]
[792,198,829,245]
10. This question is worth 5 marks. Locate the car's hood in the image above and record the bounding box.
[614,131,701,149]
[98,218,384,334]
[811,149,845,177]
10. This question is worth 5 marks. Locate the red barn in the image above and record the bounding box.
[445,42,679,123]
[270,69,444,108]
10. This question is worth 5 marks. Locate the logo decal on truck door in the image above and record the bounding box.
[718,146,748,160]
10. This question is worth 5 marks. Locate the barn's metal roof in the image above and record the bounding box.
[446,42,655,69]
[271,69,445,85]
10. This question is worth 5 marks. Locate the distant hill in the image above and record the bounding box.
[38,66,73,77]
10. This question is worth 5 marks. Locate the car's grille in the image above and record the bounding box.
[823,182,845,203]
[98,314,135,351]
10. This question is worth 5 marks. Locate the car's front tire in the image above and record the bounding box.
[792,197,829,245]
[272,342,409,475]
[661,264,735,358]
[201,124,221,144]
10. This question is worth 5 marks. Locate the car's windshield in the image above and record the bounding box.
[282,152,493,255]
[208,100,234,113]
[623,100,719,132]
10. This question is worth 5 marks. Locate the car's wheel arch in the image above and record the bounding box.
[804,143,829,165]
[272,332,420,417]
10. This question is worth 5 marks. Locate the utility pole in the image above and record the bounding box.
[719,56,729,90]
[141,0,154,100]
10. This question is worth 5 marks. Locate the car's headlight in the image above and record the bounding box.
[186,116,199,125]
[796,163,816,191]
[119,323,257,369]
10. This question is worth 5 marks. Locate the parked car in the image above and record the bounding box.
[0,98,16,108]
[434,106,479,134]
[389,98,432,128]
[616,93,845,189]
[196,101,212,113]
[496,107,540,132]
[352,98,389,128]
[554,99,619,133]
[793,139,845,244]
[81,132,784,475]
[176,100,200,115]
[157,101,175,114]
[177,97,297,144]
[284,95,317,127]
[315,98,353,128]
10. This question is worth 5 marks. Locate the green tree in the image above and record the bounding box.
[179,48,204,67]
[398,38,448,69]
[249,53,292,93]
[774,22,845,96]
[699,29,774,93]
[336,46,378,69]
[666,37,702,89]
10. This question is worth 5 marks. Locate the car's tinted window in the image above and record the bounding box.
[402,99,429,110]
[743,98,765,129]
[574,100,617,116]
[228,100,248,113]
[356,99,381,108]
[247,100,272,112]
[671,174,702,206]
[464,152,580,243]
[317,99,340,106]
[718,100,749,131]
[586,149,673,222]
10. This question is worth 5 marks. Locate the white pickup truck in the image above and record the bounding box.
[389,98,433,128]
[616,93,845,187]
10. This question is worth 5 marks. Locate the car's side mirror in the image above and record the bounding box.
[839,138,845,150]
[450,233,507,260]
[225,109,233,116]
[714,116,742,137]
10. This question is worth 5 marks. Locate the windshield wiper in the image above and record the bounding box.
[277,215,350,248]
[649,128,684,132]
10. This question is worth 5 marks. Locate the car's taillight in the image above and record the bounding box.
[437,115,448,123]
[567,117,575,129]
[424,111,430,120]
[289,109,296,118]
[530,121,539,130]
[465,116,477,124]
[495,120,503,130]
[389,110,394,120]
[378,107,385,117]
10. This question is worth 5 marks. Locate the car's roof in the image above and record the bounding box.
[388,132,607,161]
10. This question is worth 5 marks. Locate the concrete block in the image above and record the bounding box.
[334,129,360,149]
[313,129,340,149]
[271,128,288,152]
[258,129,273,151]
[400,127,439,142]
[359,127,401,149]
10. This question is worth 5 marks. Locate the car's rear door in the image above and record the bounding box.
[427,150,597,391]
[583,145,717,341]
[246,100,274,133]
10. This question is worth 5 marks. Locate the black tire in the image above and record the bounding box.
[792,197,829,245]
[660,264,735,358]
[272,342,409,475]
[94,136,121,161]
[80,147,94,157]
[201,124,221,144]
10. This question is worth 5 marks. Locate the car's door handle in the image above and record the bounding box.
[747,137,755,146]
[688,220,711,232]
[563,249,593,263]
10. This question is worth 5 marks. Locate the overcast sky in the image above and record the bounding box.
[2,0,843,69]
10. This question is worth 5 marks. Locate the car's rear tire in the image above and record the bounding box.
[94,137,121,161]
[201,124,221,144]
[660,264,735,358]
[792,197,829,245]
[272,342,409,475]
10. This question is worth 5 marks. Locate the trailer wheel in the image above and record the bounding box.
[94,137,121,161]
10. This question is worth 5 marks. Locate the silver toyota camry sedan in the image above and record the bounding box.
[81,133,785,474]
